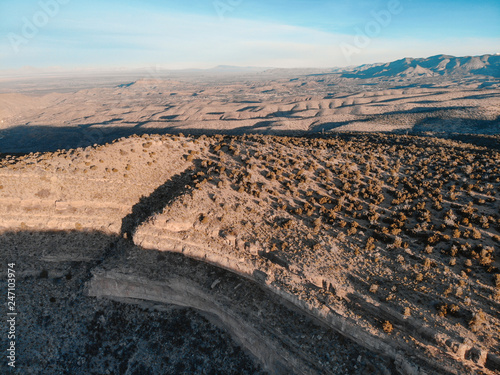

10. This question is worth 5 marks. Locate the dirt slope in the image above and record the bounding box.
[1,132,499,374]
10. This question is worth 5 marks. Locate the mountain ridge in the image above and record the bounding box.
[341,54,500,78]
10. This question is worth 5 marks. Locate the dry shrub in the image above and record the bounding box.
[469,310,487,332]
[471,229,481,240]
[494,274,500,288]
[382,321,393,334]
[365,237,375,252]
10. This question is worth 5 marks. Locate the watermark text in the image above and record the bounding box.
[6,263,16,368]
[8,0,70,54]
[340,0,403,63]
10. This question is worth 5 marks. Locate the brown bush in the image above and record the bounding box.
[382,321,393,334]
[469,310,487,332]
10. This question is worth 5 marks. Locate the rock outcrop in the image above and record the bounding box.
[2,132,499,374]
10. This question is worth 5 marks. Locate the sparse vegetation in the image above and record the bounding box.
[382,321,393,334]
[2,129,499,375]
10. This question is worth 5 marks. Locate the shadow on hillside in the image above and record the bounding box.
[0,124,311,154]
[309,119,372,132]
[120,165,199,237]
[0,115,499,157]
[413,116,500,134]
[0,229,267,375]
[0,229,400,375]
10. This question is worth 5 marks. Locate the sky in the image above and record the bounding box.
[0,0,499,71]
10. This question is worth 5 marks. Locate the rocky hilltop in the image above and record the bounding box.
[1,132,499,374]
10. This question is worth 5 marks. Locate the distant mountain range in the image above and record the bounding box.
[341,54,500,78]
[2,54,499,81]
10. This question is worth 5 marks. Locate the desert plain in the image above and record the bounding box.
[0,54,499,374]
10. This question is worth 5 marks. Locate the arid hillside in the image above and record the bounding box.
[1,132,499,374]
[0,57,499,155]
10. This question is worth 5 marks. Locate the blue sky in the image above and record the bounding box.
[1,0,499,71]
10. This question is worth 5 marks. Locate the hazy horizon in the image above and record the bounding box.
[1,0,499,72]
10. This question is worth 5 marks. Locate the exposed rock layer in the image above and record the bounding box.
[1,132,499,374]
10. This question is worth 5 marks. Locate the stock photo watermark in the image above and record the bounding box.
[213,0,243,20]
[8,0,69,54]
[6,263,17,368]
[340,0,403,63]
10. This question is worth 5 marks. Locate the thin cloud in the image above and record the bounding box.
[1,2,498,70]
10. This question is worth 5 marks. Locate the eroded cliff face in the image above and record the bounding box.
[0,230,394,375]
[0,231,268,374]
[0,134,196,234]
[87,238,394,375]
[1,132,499,374]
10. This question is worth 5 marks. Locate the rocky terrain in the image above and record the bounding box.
[341,55,500,79]
[1,54,499,374]
[1,130,499,374]
[0,231,268,375]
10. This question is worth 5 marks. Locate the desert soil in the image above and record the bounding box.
[1,129,499,374]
